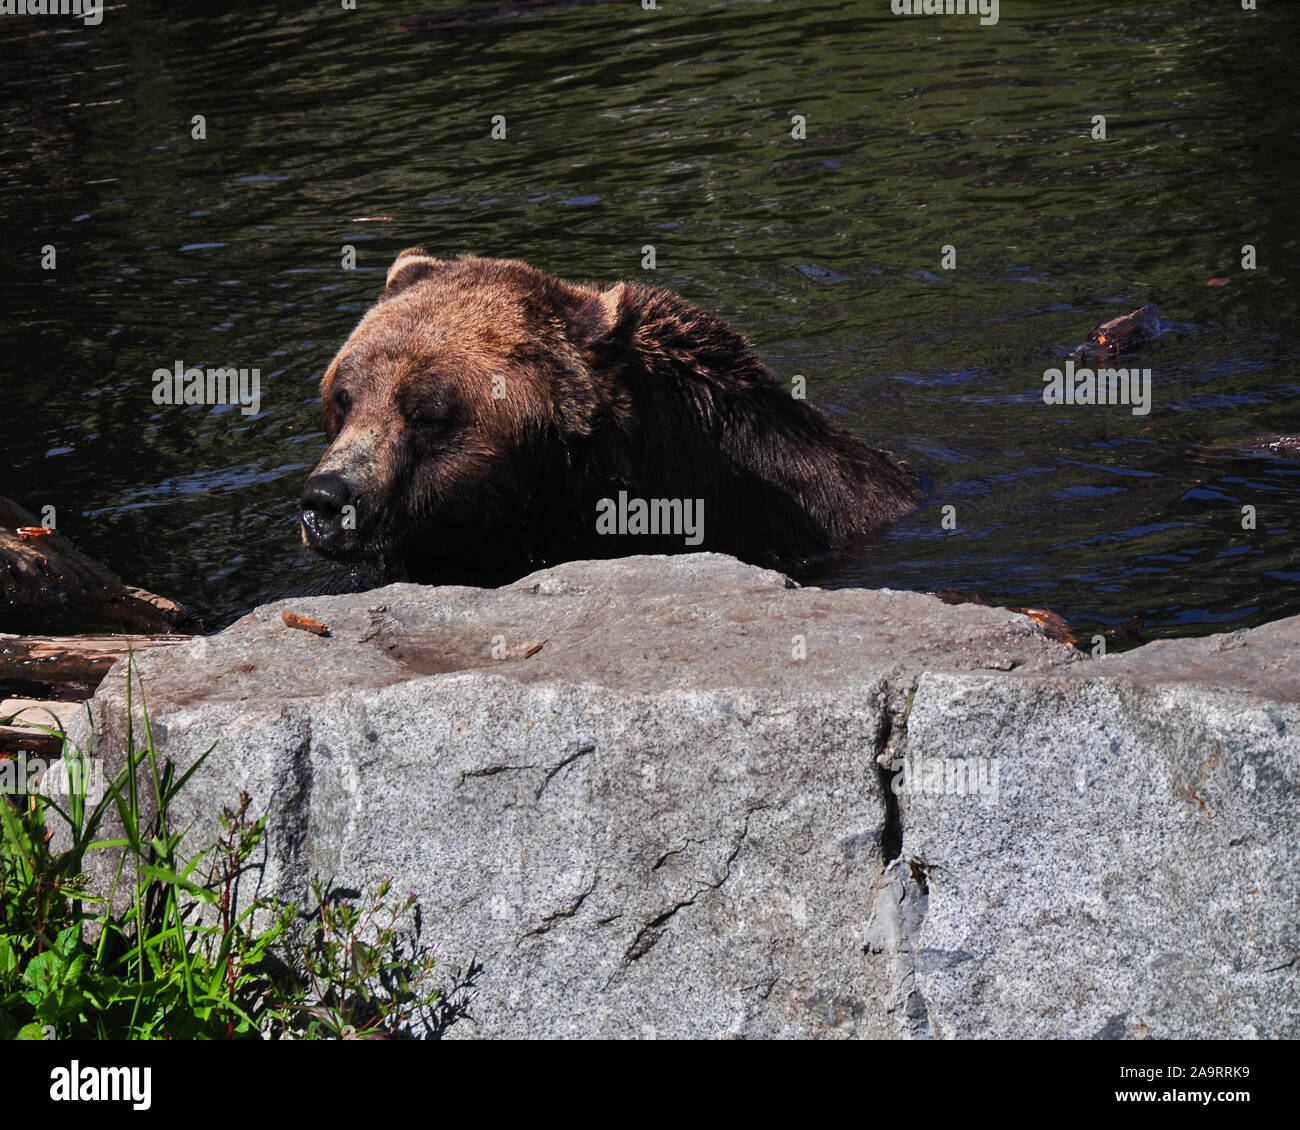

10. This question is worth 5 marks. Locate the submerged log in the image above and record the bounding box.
[1188,434,1300,460]
[1,494,192,636]
[931,589,1077,646]
[1070,304,1161,360]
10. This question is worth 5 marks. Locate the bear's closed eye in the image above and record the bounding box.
[400,387,459,429]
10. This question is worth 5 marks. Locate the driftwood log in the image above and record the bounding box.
[0,632,188,688]
[1,493,193,753]
[0,698,84,756]
[1,494,192,636]
[0,634,189,754]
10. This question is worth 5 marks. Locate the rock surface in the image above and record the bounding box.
[57,554,1298,1038]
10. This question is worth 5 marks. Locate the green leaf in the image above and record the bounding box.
[138,863,217,903]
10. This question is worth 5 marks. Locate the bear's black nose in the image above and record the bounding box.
[300,473,354,551]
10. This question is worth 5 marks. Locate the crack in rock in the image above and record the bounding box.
[651,838,702,871]
[621,805,769,967]
[535,743,597,801]
[456,762,536,788]
[519,874,601,941]
[741,975,780,1001]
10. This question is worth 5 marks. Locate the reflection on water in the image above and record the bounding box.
[0,0,1296,650]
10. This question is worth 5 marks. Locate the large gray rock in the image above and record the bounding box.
[899,670,1297,1039]
[57,554,1298,1038]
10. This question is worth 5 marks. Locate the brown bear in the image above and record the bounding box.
[300,250,918,584]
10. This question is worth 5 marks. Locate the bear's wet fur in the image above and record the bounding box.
[300,249,918,584]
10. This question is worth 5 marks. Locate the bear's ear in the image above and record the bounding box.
[385,248,443,296]
[564,282,638,358]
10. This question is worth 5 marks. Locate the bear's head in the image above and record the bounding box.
[300,250,626,582]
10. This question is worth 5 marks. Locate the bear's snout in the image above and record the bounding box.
[300,472,357,555]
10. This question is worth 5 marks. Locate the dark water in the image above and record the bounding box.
[1,0,1297,650]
